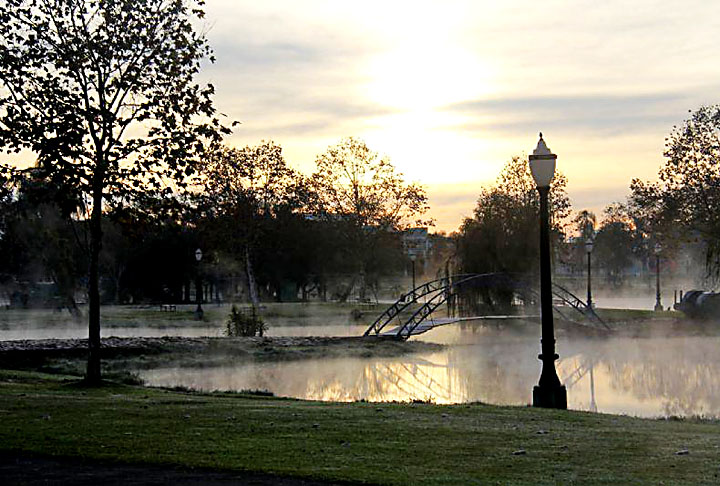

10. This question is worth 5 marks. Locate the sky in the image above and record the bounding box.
[199,0,720,233]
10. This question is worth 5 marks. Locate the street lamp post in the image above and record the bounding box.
[195,248,203,320]
[529,133,567,410]
[654,242,663,312]
[585,238,594,309]
[410,254,417,297]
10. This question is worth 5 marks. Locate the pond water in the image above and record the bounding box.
[141,321,720,419]
[2,304,719,418]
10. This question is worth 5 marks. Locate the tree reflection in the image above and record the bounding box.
[141,333,720,418]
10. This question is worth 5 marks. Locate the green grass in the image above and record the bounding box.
[595,308,677,321]
[0,370,718,485]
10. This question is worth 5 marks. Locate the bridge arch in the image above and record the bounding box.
[364,273,608,339]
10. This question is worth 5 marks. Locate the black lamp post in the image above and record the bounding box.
[585,237,594,309]
[654,242,663,312]
[529,133,567,410]
[194,248,204,320]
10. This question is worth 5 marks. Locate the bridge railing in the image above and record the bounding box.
[363,274,485,336]
[364,273,610,339]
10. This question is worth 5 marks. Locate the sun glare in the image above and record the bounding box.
[365,44,493,111]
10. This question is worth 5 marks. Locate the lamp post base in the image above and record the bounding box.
[654,302,663,312]
[532,384,567,409]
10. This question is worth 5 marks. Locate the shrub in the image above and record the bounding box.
[225,305,267,337]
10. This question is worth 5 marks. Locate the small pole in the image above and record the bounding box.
[586,250,593,308]
[654,253,662,312]
[195,248,204,320]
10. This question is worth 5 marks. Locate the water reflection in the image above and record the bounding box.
[142,333,720,418]
[4,305,720,418]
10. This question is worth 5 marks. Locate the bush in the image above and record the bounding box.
[225,305,267,337]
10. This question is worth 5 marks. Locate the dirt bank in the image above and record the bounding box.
[0,336,444,377]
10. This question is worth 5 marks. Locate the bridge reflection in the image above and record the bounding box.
[140,335,720,418]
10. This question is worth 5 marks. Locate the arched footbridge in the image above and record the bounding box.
[363,273,609,339]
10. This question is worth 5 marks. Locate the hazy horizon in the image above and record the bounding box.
[6,1,720,233]
[196,0,720,232]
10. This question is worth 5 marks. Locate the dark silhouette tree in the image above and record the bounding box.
[195,141,308,304]
[455,156,569,311]
[310,137,430,230]
[594,210,635,286]
[0,0,231,383]
[629,105,720,279]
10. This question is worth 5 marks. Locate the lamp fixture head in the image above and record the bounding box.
[585,238,594,254]
[528,132,557,188]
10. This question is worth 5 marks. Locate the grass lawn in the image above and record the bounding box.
[595,308,677,322]
[0,369,717,485]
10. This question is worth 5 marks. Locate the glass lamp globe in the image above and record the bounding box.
[529,133,557,188]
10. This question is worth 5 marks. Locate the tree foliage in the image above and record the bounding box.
[457,155,570,276]
[310,137,430,230]
[593,206,636,286]
[455,156,569,311]
[629,105,720,278]
[573,210,596,241]
[198,141,306,218]
[307,138,427,297]
[195,141,312,303]
[0,171,87,311]
[0,0,230,382]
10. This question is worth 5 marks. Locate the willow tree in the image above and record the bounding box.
[0,0,231,383]
[455,156,570,311]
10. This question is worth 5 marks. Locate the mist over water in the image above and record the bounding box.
[0,304,369,340]
[4,302,720,418]
[141,320,720,419]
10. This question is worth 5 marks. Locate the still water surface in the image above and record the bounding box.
[141,323,720,419]
[2,304,717,418]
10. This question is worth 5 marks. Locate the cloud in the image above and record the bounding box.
[445,92,694,137]
[201,16,392,140]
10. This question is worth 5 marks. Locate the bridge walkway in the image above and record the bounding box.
[378,315,540,337]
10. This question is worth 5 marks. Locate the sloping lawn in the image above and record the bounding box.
[0,370,717,485]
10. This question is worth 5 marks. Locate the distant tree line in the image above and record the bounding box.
[0,137,429,309]
[0,0,430,383]
[454,105,720,299]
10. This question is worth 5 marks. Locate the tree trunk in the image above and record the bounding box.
[86,181,103,384]
[245,246,259,308]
